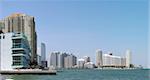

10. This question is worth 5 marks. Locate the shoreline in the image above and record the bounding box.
[0,69,57,75]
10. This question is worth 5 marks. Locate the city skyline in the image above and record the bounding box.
[0,0,148,68]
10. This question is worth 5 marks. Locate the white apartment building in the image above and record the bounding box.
[126,50,131,68]
[96,49,130,68]
[103,54,123,67]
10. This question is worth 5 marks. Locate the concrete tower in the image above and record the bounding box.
[41,43,46,61]
[96,49,103,68]
[126,49,131,68]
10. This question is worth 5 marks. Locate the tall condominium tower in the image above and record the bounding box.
[50,52,59,68]
[64,54,77,68]
[49,52,77,69]
[58,53,63,68]
[0,13,37,63]
[41,43,46,61]
[126,49,131,68]
[96,49,103,68]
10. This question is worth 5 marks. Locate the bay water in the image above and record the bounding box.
[1,69,149,80]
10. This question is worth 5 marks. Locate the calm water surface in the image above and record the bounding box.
[1,69,150,80]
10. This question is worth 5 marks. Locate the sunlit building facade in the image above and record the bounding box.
[96,49,129,68]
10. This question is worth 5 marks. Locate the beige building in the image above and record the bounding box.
[0,13,37,63]
[64,54,77,68]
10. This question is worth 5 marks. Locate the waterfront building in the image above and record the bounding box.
[50,52,59,68]
[49,52,77,69]
[41,61,48,68]
[37,43,46,67]
[0,33,31,70]
[77,58,85,68]
[40,43,47,68]
[58,53,63,68]
[126,49,131,68]
[103,53,122,67]
[41,43,46,61]
[64,56,70,68]
[61,53,69,68]
[95,49,131,68]
[64,54,77,68]
[96,49,103,68]
[84,62,95,69]
[37,54,41,66]
[0,13,37,63]
[84,56,90,63]
[37,47,41,66]
[121,58,126,67]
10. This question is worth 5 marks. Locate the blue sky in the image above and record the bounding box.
[0,0,148,67]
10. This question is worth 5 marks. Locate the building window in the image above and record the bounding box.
[13,56,21,61]
[12,62,22,66]
[12,50,25,54]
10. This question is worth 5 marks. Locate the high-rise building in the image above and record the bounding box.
[49,52,77,69]
[61,53,68,68]
[41,43,46,61]
[64,56,70,68]
[0,33,31,70]
[0,13,37,63]
[103,54,122,66]
[64,54,77,68]
[95,49,129,68]
[96,49,103,68]
[50,52,59,68]
[126,49,131,68]
[58,53,63,68]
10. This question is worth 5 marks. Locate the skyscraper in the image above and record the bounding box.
[41,43,46,61]
[58,53,63,68]
[126,49,131,68]
[64,54,77,68]
[50,52,59,68]
[0,13,37,63]
[96,49,103,68]
[49,52,77,69]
